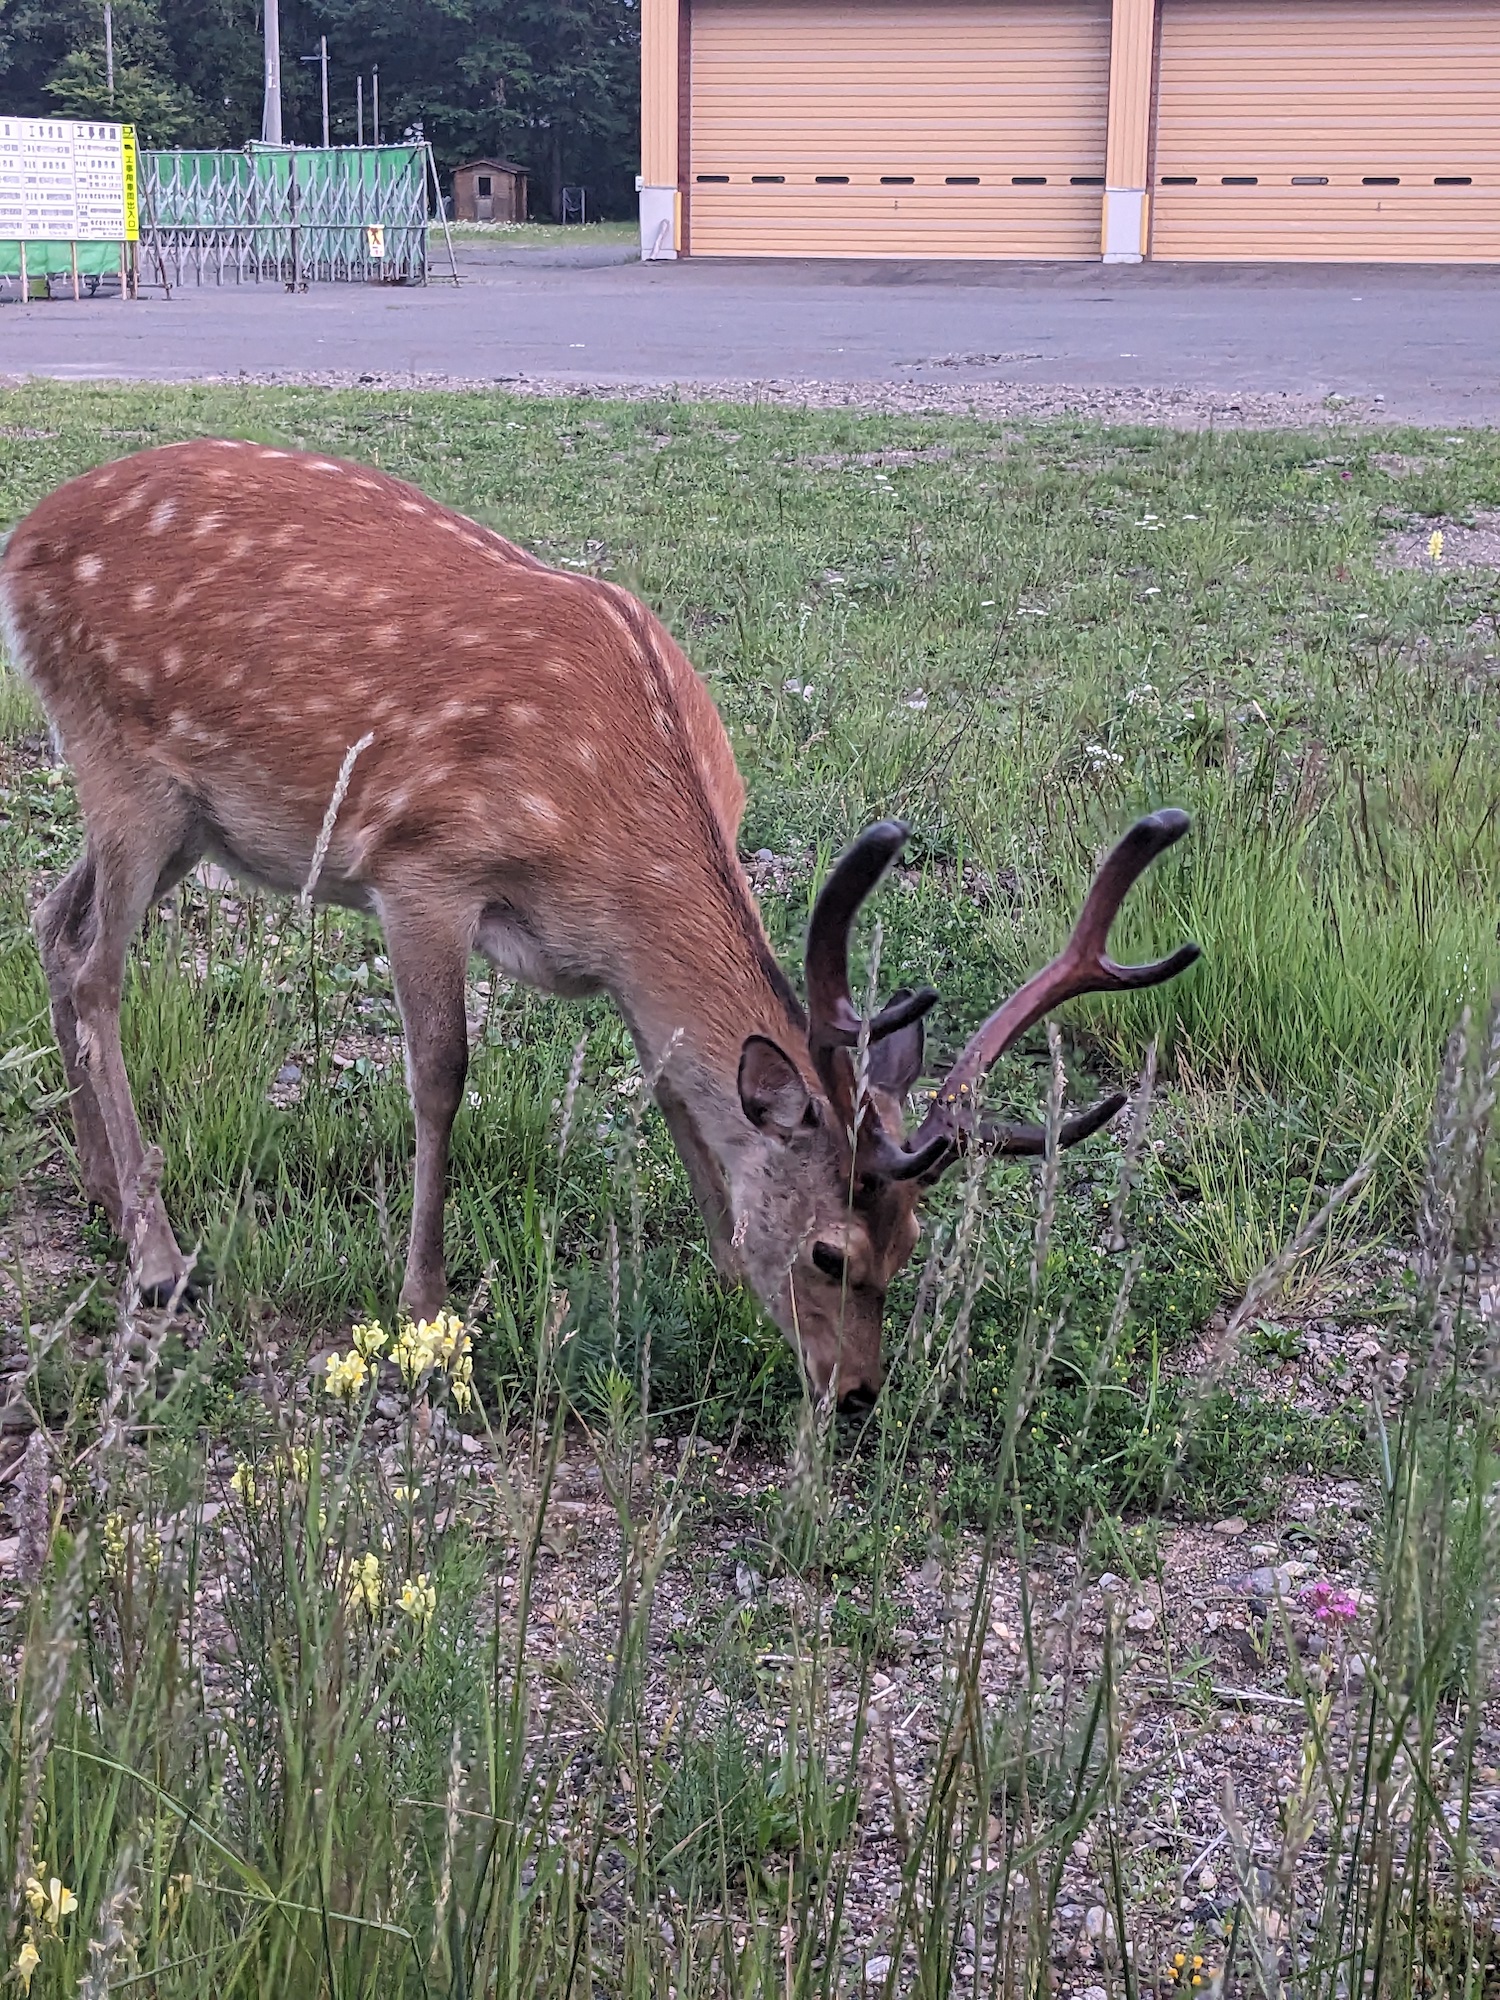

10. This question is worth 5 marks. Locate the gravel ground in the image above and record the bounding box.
[7,367,1394,433]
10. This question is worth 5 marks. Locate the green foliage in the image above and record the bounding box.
[0,0,641,211]
[652,1722,857,1902]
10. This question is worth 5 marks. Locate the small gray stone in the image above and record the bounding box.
[276,1062,303,1085]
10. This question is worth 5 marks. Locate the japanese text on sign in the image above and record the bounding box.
[0,117,139,242]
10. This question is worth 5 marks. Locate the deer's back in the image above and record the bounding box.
[0,439,747,897]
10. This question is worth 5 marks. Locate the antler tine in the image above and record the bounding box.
[804,820,938,1101]
[909,809,1199,1156]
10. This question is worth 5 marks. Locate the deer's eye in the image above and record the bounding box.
[811,1242,848,1282]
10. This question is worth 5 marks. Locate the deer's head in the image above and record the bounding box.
[729,811,1201,1405]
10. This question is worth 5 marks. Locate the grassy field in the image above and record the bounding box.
[0,382,1497,1996]
[431,219,638,249]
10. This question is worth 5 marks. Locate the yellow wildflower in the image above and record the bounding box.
[102,1512,127,1575]
[344,1550,382,1615]
[324,1349,369,1402]
[1429,528,1444,564]
[398,1573,437,1630]
[451,1349,475,1414]
[25,1877,76,1930]
[15,1932,38,1993]
[351,1319,388,1360]
[393,1484,420,1505]
[230,1462,257,1504]
[392,1319,438,1386]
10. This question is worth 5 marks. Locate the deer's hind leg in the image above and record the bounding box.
[35,852,121,1227]
[52,797,203,1300]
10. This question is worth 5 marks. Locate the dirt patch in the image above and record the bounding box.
[1369,451,1443,478]
[1383,512,1500,570]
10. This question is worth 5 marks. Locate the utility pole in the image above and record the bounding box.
[261,0,283,143]
[301,35,330,146]
[104,2,115,106]
[372,65,380,145]
[356,75,364,145]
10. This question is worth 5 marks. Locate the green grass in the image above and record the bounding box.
[2,380,1500,1995]
[2,386,1495,1351]
[431,219,637,248]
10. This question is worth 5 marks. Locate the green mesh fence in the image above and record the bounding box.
[0,240,123,281]
[138,142,431,286]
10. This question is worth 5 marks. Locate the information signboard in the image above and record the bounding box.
[0,116,139,242]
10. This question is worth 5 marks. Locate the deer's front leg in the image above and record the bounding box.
[378,900,472,1322]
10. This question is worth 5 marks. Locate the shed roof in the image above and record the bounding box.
[453,157,529,176]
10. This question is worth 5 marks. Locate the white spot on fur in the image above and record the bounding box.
[168,586,196,614]
[456,630,486,649]
[507,703,539,729]
[73,554,103,584]
[191,512,225,541]
[517,792,561,827]
[130,583,155,611]
[163,645,183,675]
[371,624,402,649]
[399,500,426,516]
[308,460,343,474]
[148,498,177,535]
[573,737,599,772]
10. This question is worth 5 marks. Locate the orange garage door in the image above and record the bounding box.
[1151,0,1500,262]
[687,0,1112,259]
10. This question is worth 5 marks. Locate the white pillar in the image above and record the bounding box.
[640,0,680,256]
[1102,0,1156,262]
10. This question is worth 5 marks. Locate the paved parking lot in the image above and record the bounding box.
[4,242,1498,425]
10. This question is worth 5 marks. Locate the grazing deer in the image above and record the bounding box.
[0,440,1199,1404]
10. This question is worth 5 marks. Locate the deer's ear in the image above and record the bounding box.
[738,1036,813,1140]
[867,991,926,1101]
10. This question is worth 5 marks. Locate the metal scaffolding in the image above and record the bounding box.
[138,141,456,288]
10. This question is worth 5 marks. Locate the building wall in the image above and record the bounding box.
[643,0,1500,263]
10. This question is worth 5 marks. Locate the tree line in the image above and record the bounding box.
[0,0,641,217]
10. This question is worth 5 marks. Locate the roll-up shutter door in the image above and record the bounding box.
[687,0,1112,259]
[1151,0,1500,262]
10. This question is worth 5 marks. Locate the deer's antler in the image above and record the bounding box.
[907,809,1199,1173]
[804,820,938,1114]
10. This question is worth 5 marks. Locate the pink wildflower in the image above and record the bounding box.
[1299,1580,1358,1623]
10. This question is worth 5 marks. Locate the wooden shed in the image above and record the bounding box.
[452,158,529,224]
[639,0,1500,263]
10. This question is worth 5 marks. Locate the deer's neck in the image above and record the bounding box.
[611,869,809,1264]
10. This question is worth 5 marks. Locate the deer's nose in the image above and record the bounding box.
[838,1379,880,1416]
